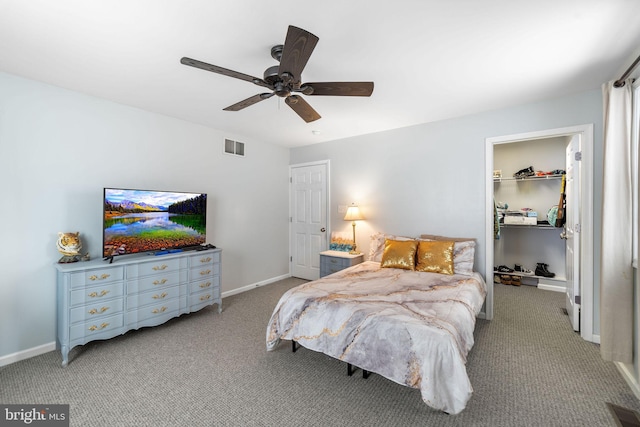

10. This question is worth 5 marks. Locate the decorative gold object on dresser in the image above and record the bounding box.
[55,248,222,366]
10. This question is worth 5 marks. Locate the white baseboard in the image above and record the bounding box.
[221,273,292,298]
[537,283,565,293]
[616,362,640,401]
[0,342,56,368]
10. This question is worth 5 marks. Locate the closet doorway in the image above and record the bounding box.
[485,125,595,342]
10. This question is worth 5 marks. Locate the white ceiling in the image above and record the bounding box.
[1,0,639,148]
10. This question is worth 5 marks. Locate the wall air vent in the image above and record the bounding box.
[224,138,245,157]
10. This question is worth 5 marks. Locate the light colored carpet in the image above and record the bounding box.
[1,278,638,426]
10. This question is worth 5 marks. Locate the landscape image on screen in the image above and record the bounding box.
[103,188,207,257]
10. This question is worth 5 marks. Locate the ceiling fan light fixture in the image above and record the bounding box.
[274,82,290,98]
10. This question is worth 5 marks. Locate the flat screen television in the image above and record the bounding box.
[103,188,207,258]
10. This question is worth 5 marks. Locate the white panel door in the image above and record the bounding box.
[565,135,581,331]
[290,163,328,280]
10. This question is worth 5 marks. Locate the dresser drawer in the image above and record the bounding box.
[126,270,187,294]
[189,276,220,294]
[70,313,124,341]
[190,289,219,306]
[190,263,219,280]
[70,282,125,307]
[70,266,124,288]
[127,284,187,309]
[126,258,181,278]
[70,297,124,324]
[322,256,350,269]
[126,297,185,325]
[189,251,220,267]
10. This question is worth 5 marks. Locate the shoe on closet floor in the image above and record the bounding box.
[497,265,514,273]
[514,264,534,275]
[500,274,512,285]
[535,263,555,278]
[510,275,521,286]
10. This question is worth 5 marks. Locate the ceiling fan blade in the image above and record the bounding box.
[278,26,319,83]
[285,95,321,122]
[180,57,272,89]
[223,93,274,111]
[301,82,374,96]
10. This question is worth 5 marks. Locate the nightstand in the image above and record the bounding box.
[319,250,364,278]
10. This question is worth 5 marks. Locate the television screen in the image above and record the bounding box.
[103,188,207,257]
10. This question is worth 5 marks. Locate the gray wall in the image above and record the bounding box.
[0,72,290,360]
[290,89,603,335]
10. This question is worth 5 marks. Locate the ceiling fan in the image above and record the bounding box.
[180,25,374,123]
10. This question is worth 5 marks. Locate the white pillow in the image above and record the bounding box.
[369,232,414,262]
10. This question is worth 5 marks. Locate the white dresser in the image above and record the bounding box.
[55,248,221,366]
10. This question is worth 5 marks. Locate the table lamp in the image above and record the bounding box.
[343,204,365,254]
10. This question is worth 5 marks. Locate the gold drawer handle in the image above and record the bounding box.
[88,273,110,281]
[152,306,167,314]
[88,307,109,315]
[153,279,168,285]
[88,290,110,298]
[152,292,168,299]
[199,282,211,289]
[88,322,109,331]
[200,257,212,263]
[152,265,168,271]
[200,294,211,301]
[199,270,211,276]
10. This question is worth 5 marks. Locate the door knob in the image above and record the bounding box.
[320,227,326,232]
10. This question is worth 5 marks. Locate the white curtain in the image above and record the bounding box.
[600,79,634,363]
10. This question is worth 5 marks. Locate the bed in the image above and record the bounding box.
[266,233,487,415]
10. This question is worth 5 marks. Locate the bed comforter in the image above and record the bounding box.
[266,261,487,414]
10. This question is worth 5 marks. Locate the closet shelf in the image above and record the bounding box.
[500,224,560,230]
[493,271,566,282]
[494,174,563,183]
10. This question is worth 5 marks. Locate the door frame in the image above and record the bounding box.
[485,124,594,342]
[289,160,331,278]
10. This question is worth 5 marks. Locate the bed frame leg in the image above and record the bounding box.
[347,363,370,379]
[291,340,298,353]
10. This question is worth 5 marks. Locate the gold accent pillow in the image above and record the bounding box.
[380,239,418,270]
[415,240,454,275]
[419,234,476,276]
